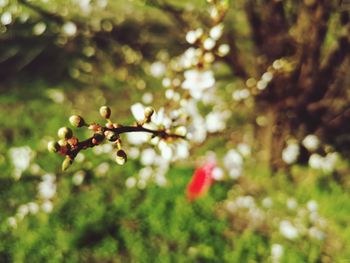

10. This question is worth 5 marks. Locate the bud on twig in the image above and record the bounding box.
[62,157,73,171]
[116,149,127,165]
[47,141,60,153]
[105,130,119,142]
[175,126,187,137]
[69,115,85,127]
[58,127,73,139]
[99,106,111,119]
[92,133,105,145]
[144,107,154,120]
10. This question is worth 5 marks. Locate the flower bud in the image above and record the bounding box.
[62,157,73,171]
[92,133,105,145]
[69,115,85,127]
[116,149,127,165]
[99,106,111,119]
[105,130,119,142]
[175,126,187,137]
[144,107,154,119]
[47,141,60,153]
[58,127,73,139]
[58,139,67,147]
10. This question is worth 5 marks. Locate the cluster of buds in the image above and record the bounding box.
[48,106,185,171]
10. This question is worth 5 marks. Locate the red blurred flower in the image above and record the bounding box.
[186,162,216,201]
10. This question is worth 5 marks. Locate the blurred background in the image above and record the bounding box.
[1,0,350,262]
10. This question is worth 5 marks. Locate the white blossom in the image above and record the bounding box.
[282,142,299,164]
[279,220,299,239]
[209,24,223,40]
[125,177,137,188]
[205,111,229,133]
[182,69,215,99]
[41,201,53,213]
[302,134,319,151]
[218,44,230,56]
[212,167,224,181]
[271,244,284,263]
[223,150,243,179]
[1,12,12,25]
[62,21,77,36]
[203,38,216,50]
[150,61,166,77]
[140,148,157,166]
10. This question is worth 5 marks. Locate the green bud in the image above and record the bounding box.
[144,107,154,119]
[62,157,73,171]
[99,106,111,119]
[105,130,119,142]
[116,149,127,165]
[69,115,85,127]
[47,141,60,153]
[58,127,73,139]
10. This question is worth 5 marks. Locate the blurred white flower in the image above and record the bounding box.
[218,44,230,56]
[203,38,216,50]
[209,24,223,40]
[128,147,140,159]
[237,143,251,157]
[131,102,145,122]
[141,148,157,166]
[174,142,189,159]
[271,244,284,263]
[28,202,39,214]
[1,12,12,25]
[262,197,273,208]
[307,200,318,212]
[262,72,273,82]
[257,79,268,90]
[279,220,299,239]
[41,201,53,213]
[72,170,85,185]
[282,142,299,164]
[302,134,319,151]
[62,21,77,36]
[127,132,150,145]
[223,150,243,179]
[150,61,166,77]
[212,167,224,181]
[182,69,215,100]
[309,227,325,240]
[308,153,323,169]
[232,89,250,101]
[0,0,8,8]
[9,146,34,179]
[142,92,153,104]
[17,204,29,219]
[125,177,137,188]
[287,198,298,210]
[323,152,338,173]
[95,162,110,177]
[236,196,255,209]
[205,111,229,133]
[33,22,46,35]
[186,30,198,44]
[309,152,338,173]
[7,217,17,228]
[158,141,173,161]
[38,174,56,200]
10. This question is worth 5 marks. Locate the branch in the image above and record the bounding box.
[48,106,186,171]
[68,125,185,159]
